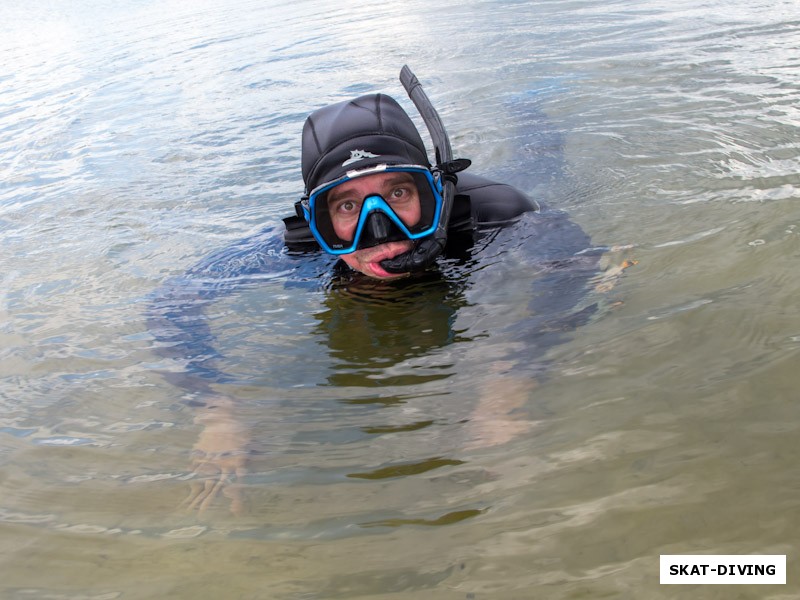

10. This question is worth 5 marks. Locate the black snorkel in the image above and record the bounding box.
[380,66,471,274]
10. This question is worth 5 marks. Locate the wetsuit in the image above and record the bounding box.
[146,171,599,398]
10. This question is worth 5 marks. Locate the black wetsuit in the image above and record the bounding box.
[146,172,600,397]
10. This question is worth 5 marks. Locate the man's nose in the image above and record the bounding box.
[362,211,393,243]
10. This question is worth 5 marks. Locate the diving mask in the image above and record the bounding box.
[300,164,444,255]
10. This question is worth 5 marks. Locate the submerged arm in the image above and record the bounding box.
[145,228,329,394]
[147,231,278,392]
[145,227,331,512]
[466,208,631,448]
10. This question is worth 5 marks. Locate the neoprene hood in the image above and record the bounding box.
[301,93,431,195]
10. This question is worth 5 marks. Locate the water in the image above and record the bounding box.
[2,0,799,597]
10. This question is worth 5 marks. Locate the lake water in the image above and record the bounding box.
[2,0,799,598]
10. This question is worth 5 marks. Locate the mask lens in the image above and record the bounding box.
[307,166,441,254]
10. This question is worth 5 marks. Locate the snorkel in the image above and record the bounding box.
[379,66,471,274]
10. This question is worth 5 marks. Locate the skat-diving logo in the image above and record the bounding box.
[342,149,380,167]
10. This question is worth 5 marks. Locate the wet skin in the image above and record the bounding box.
[327,172,421,279]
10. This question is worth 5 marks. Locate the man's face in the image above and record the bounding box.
[326,172,422,279]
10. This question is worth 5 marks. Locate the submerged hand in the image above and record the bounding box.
[594,246,638,293]
[181,397,249,516]
[466,366,538,450]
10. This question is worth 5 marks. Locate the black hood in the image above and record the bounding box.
[301,93,430,194]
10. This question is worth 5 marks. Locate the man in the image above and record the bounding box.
[148,67,620,514]
[283,69,540,279]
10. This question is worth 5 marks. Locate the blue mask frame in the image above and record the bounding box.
[301,165,444,255]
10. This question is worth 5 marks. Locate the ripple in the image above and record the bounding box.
[0,508,57,525]
[33,436,96,447]
[161,525,207,539]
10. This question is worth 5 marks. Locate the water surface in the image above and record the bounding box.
[2,0,799,598]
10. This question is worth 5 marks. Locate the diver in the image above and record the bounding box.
[147,67,628,514]
[283,66,539,279]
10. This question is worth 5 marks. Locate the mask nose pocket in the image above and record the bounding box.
[359,210,405,249]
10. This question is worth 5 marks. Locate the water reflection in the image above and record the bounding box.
[315,271,468,387]
[348,457,465,480]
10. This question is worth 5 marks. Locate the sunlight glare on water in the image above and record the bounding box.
[1,0,799,598]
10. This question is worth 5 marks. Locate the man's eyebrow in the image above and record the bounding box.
[381,173,416,189]
[326,185,354,203]
[327,174,415,203]
[326,188,345,203]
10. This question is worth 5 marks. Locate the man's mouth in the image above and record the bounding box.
[364,242,413,263]
[360,242,413,278]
